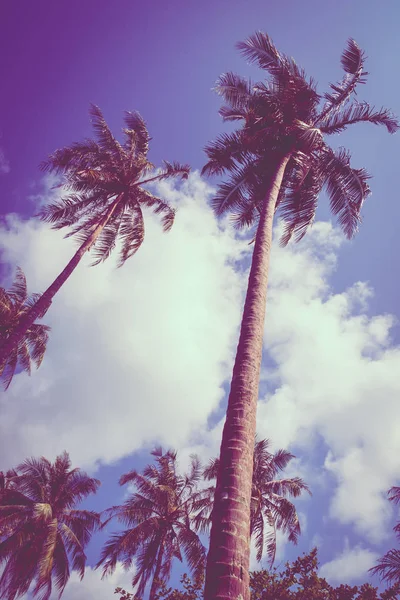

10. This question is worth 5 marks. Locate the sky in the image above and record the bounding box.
[1,0,400,597]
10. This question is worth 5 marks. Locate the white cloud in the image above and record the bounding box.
[2,171,400,558]
[0,173,248,471]
[319,539,378,584]
[49,563,132,600]
[0,147,10,174]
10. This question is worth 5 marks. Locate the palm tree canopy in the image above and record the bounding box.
[202,33,399,243]
[39,105,190,267]
[97,448,206,598]
[0,452,101,600]
[197,438,310,566]
[0,267,50,389]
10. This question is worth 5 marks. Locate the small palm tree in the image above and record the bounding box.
[0,267,50,389]
[97,448,206,600]
[196,438,309,566]
[370,487,400,585]
[202,32,398,599]
[0,452,100,600]
[0,105,190,370]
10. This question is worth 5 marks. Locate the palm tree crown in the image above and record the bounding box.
[40,104,190,267]
[198,438,310,566]
[0,267,50,389]
[0,452,101,600]
[203,34,398,243]
[97,448,206,600]
[0,106,190,374]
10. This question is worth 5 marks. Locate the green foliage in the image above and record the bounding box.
[250,549,400,600]
[115,551,400,600]
[115,574,203,600]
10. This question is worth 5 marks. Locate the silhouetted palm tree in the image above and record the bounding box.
[196,438,309,566]
[0,452,100,600]
[97,448,206,600]
[370,486,400,585]
[0,267,50,389]
[202,32,399,600]
[0,106,190,369]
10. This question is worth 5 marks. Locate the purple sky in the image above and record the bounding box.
[1,0,400,597]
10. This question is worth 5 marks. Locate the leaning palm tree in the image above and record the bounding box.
[0,105,190,369]
[0,451,100,600]
[0,267,50,389]
[97,448,206,600]
[196,438,309,567]
[202,32,399,599]
[369,486,400,585]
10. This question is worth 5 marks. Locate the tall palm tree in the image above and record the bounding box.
[97,448,206,600]
[0,267,50,389]
[202,32,399,599]
[370,487,400,585]
[0,105,190,369]
[196,438,309,567]
[0,451,100,600]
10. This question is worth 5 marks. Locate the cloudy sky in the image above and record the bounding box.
[1,0,400,597]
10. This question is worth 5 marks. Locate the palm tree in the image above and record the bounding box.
[195,438,309,567]
[0,451,100,600]
[202,32,399,599]
[370,487,400,585]
[0,105,190,369]
[97,448,206,600]
[0,267,50,389]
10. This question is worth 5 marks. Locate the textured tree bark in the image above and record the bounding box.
[203,154,291,600]
[0,194,124,366]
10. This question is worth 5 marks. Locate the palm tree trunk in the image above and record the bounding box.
[0,194,124,365]
[203,154,291,600]
[149,538,165,600]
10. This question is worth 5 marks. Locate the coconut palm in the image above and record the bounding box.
[0,105,190,369]
[202,32,399,599]
[370,487,400,585]
[0,267,50,389]
[195,438,309,567]
[97,448,206,600]
[0,451,100,600]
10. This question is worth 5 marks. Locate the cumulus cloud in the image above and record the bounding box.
[0,173,247,470]
[319,539,379,584]
[2,170,400,557]
[54,563,132,599]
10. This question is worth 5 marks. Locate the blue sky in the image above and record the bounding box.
[1,0,400,597]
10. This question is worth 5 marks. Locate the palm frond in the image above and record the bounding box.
[388,487,400,505]
[341,38,366,76]
[236,32,285,76]
[202,131,249,177]
[123,111,150,157]
[214,72,254,109]
[117,204,145,267]
[369,549,400,584]
[89,104,125,164]
[8,268,27,305]
[320,102,399,135]
[136,188,176,233]
[323,147,371,238]
[318,39,367,120]
[279,164,323,246]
